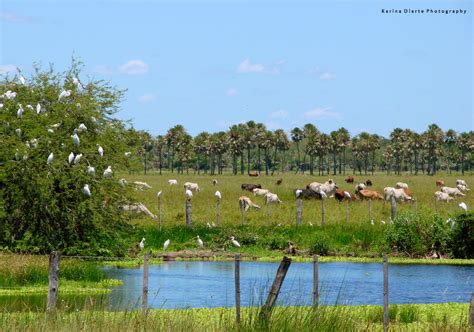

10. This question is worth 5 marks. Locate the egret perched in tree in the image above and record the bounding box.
[17,104,24,118]
[83,184,91,197]
[157,191,162,198]
[73,153,82,164]
[47,129,54,133]
[97,145,104,157]
[119,178,128,187]
[87,166,96,176]
[78,123,87,132]
[68,152,75,164]
[163,239,170,251]
[73,77,80,86]
[58,89,71,100]
[36,103,42,115]
[230,236,241,248]
[295,189,302,198]
[15,128,21,138]
[103,166,113,178]
[139,238,145,250]
[26,104,33,110]
[4,90,17,99]
[47,152,54,164]
[186,189,193,199]
[72,130,80,147]
[19,75,25,85]
[459,202,468,212]
[124,151,131,157]
[30,138,38,148]
[50,123,61,130]
[197,236,204,248]
[215,190,221,200]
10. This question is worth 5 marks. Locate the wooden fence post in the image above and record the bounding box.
[216,199,221,226]
[235,254,241,325]
[186,198,192,226]
[390,196,397,220]
[260,256,292,320]
[435,197,438,213]
[345,199,349,224]
[296,198,303,225]
[313,255,319,306]
[157,195,162,230]
[240,200,245,226]
[412,199,417,215]
[321,198,325,226]
[266,203,270,226]
[469,293,474,326]
[369,199,373,221]
[383,255,389,332]
[142,252,150,314]
[46,251,60,311]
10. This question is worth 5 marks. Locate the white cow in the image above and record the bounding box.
[355,183,367,194]
[456,179,468,187]
[184,182,200,192]
[239,196,261,211]
[434,191,454,202]
[253,188,270,196]
[122,203,156,218]
[383,187,413,202]
[457,184,470,193]
[395,182,409,189]
[265,192,282,204]
[307,179,337,198]
[168,179,178,185]
[441,186,465,197]
[133,181,152,191]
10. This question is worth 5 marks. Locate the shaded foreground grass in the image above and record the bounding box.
[0,303,470,331]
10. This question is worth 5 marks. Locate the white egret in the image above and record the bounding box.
[73,77,80,86]
[163,239,170,251]
[19,75,25,85]
[14,149,20,161]
[124,151,131,157]
[36,103,42,115]
[4,91,17,100]
[119,178,128,187]
[0,103,3,108]
[78,123,87,132]
[215,190,221,200]
[73,153,82,164]
[50,123,61,129]
[381,220,386,225]
[58,90,71,100]
[26,104,33,110]
[185,189,193,199]
[87,166,96,176]
[458,202,468,212]
[295,189,302,198]
[197,236,204,248]
[15,128,21,138]
[157,191,162,198]
[17,104,24,118]
[47,129,54,133]
[344,191,351,199]
[47,153,54,164]
[30,139,38,148]
[103,166,113,178]
[72,131,80,147]
[97,145,104,157]
[319,190,327,199]
[83,184,91,197]
[230,236,241,248]
[68,152,75,164]
[139,238,145,250]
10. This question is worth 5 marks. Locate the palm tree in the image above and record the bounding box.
[423,124,444,175]
[329,130,340,175]
[444,129,457,174]
[457,131,473,175]
[291,127,304,173]
[273,129,290,174]
[390,128,404,175]
[154,135,166,175]
[303,124,318,174]
[228,125,245,175]
[166,125,186,173]
[337,127,350,175]
[193,132,210,174]
[244,121,257,174]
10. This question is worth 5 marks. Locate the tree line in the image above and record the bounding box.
[127,122,473,176]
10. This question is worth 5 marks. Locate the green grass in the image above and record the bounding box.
[0,303,470,331]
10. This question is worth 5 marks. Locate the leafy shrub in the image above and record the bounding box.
[449,212,474,259]
[398,304,418,323]
[384,213,425,256]
[309,234,331,256]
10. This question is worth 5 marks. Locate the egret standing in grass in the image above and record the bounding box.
[83,184,91,197]
[139,238,145,250]
[459,202,467,212]
[185,189,193,226]
[163,239,170,251]
[47,152,54,164]
[103,166,113,178]
[197,236,204,248]
[231,236,241,248]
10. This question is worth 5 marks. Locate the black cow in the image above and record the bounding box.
[241,183,262,192]
[294,188,322,200]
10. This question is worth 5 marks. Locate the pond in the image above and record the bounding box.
[103,261,473,310]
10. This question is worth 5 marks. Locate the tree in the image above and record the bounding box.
[457,132,473,175]
[228,125,245,175]
[423,124,444,175]
[0,63,132,255]
[291,127,304,173]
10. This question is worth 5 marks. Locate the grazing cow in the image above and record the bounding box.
[184,182,200,192]
[239,196,261,211]
[133,181,152,191]
[168,179,178,185]
[249,171,260,177]
[441,186,465,197]
[276,178,283,185]
[357,189,384,200]
[395,182,409,189]
[212,179,218,186]
[241,183,262,192]
[457,184,469,193]
[253,188,270,196]
[403,188,414,197]
[122,203,156,218]
[306,179,337,197]
[265,192,282,204]
[434,191,454,202]
[365,179,373,187]
[383,187,413,202]
[456,179,468,187]
[294,188,322,200]
[436,180,445,187]
[335,188,357,202]
[345,176,354,183]
[355,183,366,194]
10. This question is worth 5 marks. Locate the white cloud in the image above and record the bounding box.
[269,109,288,119]
[226,88,238,96]
[0,64,17,74]
[0,12,33,23]
[319,72,336,80]
[303,107,342,120]
[236,59,265,74]
[138,93,157,103]
[118,60,149,74]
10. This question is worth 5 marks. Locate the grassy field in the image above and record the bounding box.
[0,303,470,331]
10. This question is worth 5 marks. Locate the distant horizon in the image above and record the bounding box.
[1,0,472,137]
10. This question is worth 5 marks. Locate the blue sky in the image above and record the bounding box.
[1,0,472,137]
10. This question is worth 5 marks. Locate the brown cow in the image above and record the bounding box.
[403,188,413,197]
[249,171,260,177]
[436,180,444,187]
[335,188,357,202]
[365,179,373,187]
[276,178,283,185]
[357,189,383,200]
[241,183,262,192]
[345,176,354,183]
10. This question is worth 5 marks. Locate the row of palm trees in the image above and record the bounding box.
[129,122,473,176]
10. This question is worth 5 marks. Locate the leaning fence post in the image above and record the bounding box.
[296,198,303,225]
[390,196,397,220]
[235,254,241,325]
[383,255,389,332]
[313,255,319,306]
[239,199,245,226]
[46,251,60,311]
[469,293,474,326]
[345,199,349,224]
[260,256,292,320]
[142,252,150,314]
[321,198,325,226]
[185,197,192,226]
